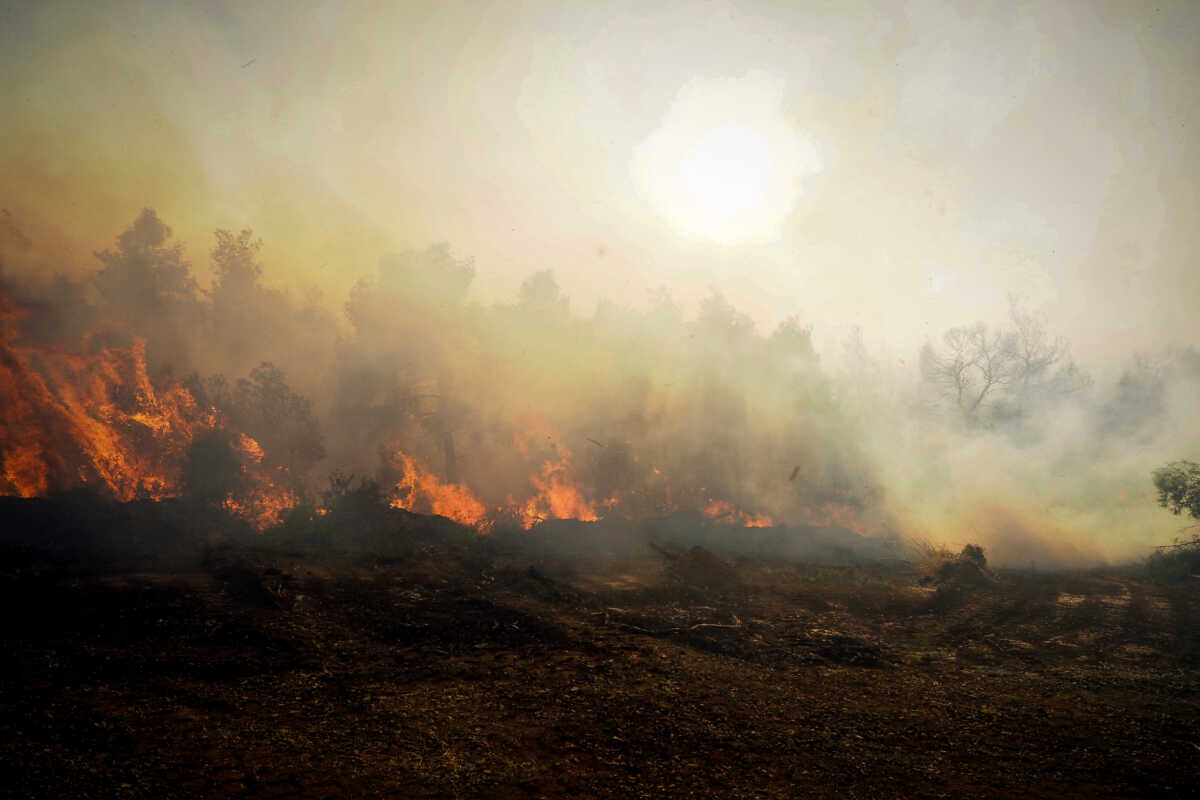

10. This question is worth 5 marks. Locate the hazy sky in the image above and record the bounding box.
[2,0,1197,364]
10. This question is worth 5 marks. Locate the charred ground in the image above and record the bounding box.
[1,496,1197,799]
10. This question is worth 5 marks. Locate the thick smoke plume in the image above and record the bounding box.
[1,209,1196,563]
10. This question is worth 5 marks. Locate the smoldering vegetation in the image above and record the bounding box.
[1,208,1198,564]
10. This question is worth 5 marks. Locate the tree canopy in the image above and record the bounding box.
[1153,460,1200,521]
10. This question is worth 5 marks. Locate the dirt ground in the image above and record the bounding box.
[2,519,1198,798]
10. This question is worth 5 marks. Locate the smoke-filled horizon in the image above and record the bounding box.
[2,206,1198,566]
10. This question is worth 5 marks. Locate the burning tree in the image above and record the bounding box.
[182,363,325,525]
[228,363,325,476]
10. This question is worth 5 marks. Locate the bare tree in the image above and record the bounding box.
[921,299,1089,431]
[1007,296,1089,415]
[1009,298,1061,398]
[921,323,1017,427]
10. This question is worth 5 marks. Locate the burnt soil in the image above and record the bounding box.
[1,508,1198,798]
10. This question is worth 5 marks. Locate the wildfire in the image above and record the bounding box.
[222,481,299,530]
[0,322,207,501]
[803,501,877,538]
[388,449,489,528]
[507,417,598,529]
[1,292,884,539]
[512,456,599,529]
[0,294,301,529]
[702,498,774,528]
[235,432,265,464]
[221,433,299,529]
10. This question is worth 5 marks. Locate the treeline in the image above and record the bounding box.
[3,207,1197,545]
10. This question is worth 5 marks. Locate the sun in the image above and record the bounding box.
[679,124,773,227]
[633,72,821,245]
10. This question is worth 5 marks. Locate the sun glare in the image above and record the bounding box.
[681,125,773,224]
[634,72,821,245]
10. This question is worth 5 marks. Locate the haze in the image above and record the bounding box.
[2,1,1196,353]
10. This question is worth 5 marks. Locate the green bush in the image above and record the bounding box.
[1153,460,1200,520]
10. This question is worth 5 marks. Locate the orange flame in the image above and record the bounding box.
[506,417,598,528]
[221,433,299,529]
[1,296,300,529]
[702,498,774,528]
[0,324,208,500]
[512,456,599,529]
[388,449,489,528]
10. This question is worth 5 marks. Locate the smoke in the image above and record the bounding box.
[837,316,1200,564]
[3,207,1197,563]
[1,209,875,535]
